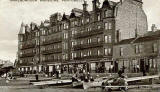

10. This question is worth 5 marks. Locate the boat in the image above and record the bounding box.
[72,81,83,88]
[83,77,109,89]
[30,79,72,87]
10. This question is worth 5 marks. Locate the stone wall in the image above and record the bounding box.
[115,0,148,40]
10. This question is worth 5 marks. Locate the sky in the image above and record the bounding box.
[0,0,160,63]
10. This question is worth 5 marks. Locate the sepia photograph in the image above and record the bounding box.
[0,0,160,92]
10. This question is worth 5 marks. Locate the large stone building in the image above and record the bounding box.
[17,0,148,75]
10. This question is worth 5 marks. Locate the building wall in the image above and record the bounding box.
[113,38,160,73]
[115,0,148,40]
[113,40,159,59]
[17,0,149,74]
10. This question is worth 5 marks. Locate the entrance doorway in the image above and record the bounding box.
[140,59,145,72]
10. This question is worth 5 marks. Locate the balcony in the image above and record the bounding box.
[42,38,62,46]
[73,41,104,50]
[74,28,103,39]
[74,55,104,60]
[18,62,33,66]
[20,52,36,58]
[21,44,35,50]
[43,59,62,63]
[42,48,62,55]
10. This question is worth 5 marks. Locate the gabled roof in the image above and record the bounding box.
[70,11,76,18]
[19,22,25,34]
[62,13,68,21]
[116,35,160,45]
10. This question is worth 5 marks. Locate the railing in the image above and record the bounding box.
[74,55,104,60]
[74,28,103,39]
[43,59,62,63]
[20,52,36,58]
[42,38,62,45]
[73,41,104,50]
[21,44,35,50]
[42,48,62,55]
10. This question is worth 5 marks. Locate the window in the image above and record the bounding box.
[64,43,68,49]
[105,10,112,17]
[42,30,46,35]
[88,50,91,56]
[109,23,112,29]
[108,35,112,43]
[64,33,68,39]
[139,44,143,53]
[153,43,158,53]
[105,23,112,30]
[71,21,74,27]
[81,19,84,24]
[71,53,74,59]
[104,36,108,43]
[104,48,111,55]
[81,40,84,44]
[72,30,74,36]
[97,14,100,21]
[87,51,90,56]
[63,23,69,29]
[20,37,23,42]
[87,18,90,23]
[97,37,101,42]
[97,50,100,56]
[87,28,91,32]
[36,39,39,45]
[87,38,92,44]
[104,48,108,55]
[98,25,101,29]
[63,55,65,60]
[75,20,78,26]
[20,44,23,49]
[36,32,39,36]
[108,48,111,55]
[135,44,143,53]
[65,54,68,60]
[120,47,123,56]
[81,52,83,57]
[42,38,45,42]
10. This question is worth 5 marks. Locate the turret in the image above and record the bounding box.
[92,0,100,11]
[19,22,25,35]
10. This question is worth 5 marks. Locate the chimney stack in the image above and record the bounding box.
[135,29,138,38]
[116,30,121,43]
[83,0,88,12]
[151,24,157,32]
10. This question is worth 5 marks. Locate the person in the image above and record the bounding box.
[142,69,146,76]
[35,74,39,81]
[56,70,59,79]
[90,76,94,82]
[118,68,123,78]
[87,72,90,80]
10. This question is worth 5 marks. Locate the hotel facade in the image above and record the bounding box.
[17,0,148,75]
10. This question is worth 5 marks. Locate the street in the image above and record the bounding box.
[0,87,159,92]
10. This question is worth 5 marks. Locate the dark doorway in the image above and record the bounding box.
[114,61,118,73]
[140,59,145,72]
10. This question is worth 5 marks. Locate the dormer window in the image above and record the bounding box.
[42,30,46,35]
[105,10,112,17]
[74,20,78,26]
